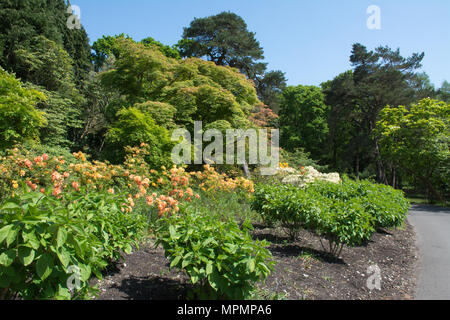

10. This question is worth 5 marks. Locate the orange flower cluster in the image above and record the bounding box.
[0,145,253,216]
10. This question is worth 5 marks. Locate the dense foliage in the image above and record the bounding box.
[0,145,259,299]
[0,186,147,300]
[0,68,46,150]
[155,206,273,299]
[0,0,91,85]
[279,85,330,160]
[377,98,450,203]
[0,3,448,300]
[252,179,410,256]
[99,38,260,134]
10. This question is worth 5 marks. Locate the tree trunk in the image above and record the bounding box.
[355,154,360,180]
[369,120,388,184]
[392,166,396,189]
[242,159,250,178]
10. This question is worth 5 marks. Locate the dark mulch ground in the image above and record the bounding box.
[94,220,418,300]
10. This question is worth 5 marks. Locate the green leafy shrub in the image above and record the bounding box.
[251,179,409,257]
[0,188,148,300]
[251,183,310,240]
[309,178,410,229]
[252,183,375,254]
[186,189,258,224]
[154,207,274,300]
[309,196,375,257]
[64,190,148,261]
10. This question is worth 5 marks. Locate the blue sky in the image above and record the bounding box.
[73,0,449,87]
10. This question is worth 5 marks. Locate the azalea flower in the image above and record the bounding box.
[71,182,80,191]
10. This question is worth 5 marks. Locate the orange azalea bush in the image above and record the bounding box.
[0,144,255,218]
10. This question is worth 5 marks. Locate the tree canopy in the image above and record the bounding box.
[0,0,91,85]
[279,85,329,160]
[377,98,449,202]
[0,67,46,150]
[178,11,286,111]
[100,38,260,132]
[320,44,426,180]
[178,12,265,78]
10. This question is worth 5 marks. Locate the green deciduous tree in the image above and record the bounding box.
[15,35,80,97]
[279,85,329,160]
[104,107,173,167]
[0,68,46,150]
[0,0,91,86]
[349,43,425,182]
[14,35,85,148]
[141,37,181,60]
[99,39,260,132]
[377,98,450,202]
[92,34,181,72]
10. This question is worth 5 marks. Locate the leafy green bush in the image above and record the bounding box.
[252,183,375,255]
[309,196,375,257]
[154,207,274,300]
[251,179,409,257]
[251,184,310,240]
[186,189,258,224]
[309,178,410,229]
[65,190,148,261]
[0,188,148,300]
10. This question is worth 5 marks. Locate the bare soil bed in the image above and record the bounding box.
[94,221,418,300]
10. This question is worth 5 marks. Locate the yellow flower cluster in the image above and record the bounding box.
[191,164,254,194]
[279,162,290,169]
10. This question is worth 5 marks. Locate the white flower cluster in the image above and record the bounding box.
[281,166,341,187]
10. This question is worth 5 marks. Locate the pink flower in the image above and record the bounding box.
[71,182,80,191]
[51,171,62,182]
[24,159,33,169]
[53,187,62,197]
[34,156,43,163]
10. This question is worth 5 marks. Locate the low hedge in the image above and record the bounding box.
[251,179,410,256]
[309,178,410,229]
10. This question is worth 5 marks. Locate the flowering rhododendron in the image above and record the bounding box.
[0,145,255,216]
